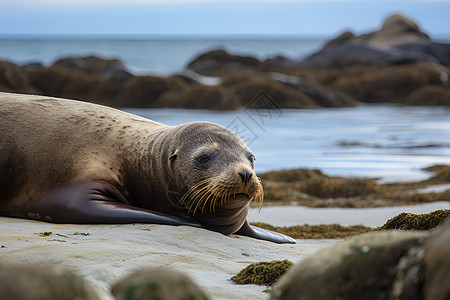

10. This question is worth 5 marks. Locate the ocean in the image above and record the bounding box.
[0,36,326,75]
[1,37,450,182]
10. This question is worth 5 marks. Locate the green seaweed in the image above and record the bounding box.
[231,260,293,286]
[379,209,449,230]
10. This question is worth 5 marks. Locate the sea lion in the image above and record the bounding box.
[0,92,295,244]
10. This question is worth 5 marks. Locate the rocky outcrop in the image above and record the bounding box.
[0,61,37,94]
[186,49,261,76]
[1,14,449,108]
[301,14,450,67]
[271,218,450,300]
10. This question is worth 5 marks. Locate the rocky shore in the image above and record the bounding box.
[1,14,449,109]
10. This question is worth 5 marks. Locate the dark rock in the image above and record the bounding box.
[328,62,445,102]
[423,218,450,299]
[268,72,356,107]
[53,55,133,79]
[300,14,450,68]
[222,74,356,108]
[118,75,186,107]
[0,61,37,94]
[111,268,209,300]
[157,84,240,110]
[187,49,261,76]
[271,219,450,300]
[26,65,102,101]
[0,264,102,300]
[271,231,428,300]
[407,84,450,106]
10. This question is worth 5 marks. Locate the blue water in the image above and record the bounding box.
[124,104,450,183]
[0,37,325,75]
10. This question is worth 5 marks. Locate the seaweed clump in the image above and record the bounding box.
[379,209,449,230]
[252,222,372,239]
[231,260,293,286]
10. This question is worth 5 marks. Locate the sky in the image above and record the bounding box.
[1,0,450,38]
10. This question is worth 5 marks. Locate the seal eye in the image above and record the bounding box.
[248,155,255,164]
[196,154,211,165]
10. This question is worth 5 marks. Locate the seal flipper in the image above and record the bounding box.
[39,181,201,227]
[235,220,296,244]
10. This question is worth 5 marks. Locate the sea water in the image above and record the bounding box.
[1,37,450,182]
[124,104,450,183]
[0,36,326,75]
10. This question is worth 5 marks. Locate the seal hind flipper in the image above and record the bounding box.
[235,220,296,244]
[39,181,201,227]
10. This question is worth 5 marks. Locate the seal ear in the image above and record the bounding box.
[169,153,178,160]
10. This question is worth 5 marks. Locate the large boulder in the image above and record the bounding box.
[327,62,446,103]
[111,268,209,300]
[300,14,450,68]
[157,84,241,110]
[222,74,356,108]
[0,61,37,94]
[0,264,103,300]
[271,218,450,300]
[53,55,134,81]
[187,49,261,76]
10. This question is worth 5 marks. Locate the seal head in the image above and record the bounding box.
[167,122,263,235]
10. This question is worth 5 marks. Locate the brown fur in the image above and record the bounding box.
[0,92,261,235]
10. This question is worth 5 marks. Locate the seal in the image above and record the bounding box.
[0,92,295,244]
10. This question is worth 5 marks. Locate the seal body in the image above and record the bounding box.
[0,92,294,244]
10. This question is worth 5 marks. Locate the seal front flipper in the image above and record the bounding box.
[235,220,296,244]
[39,181,201,227]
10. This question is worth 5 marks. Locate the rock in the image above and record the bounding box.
[328,62,445,102]
[300,14,450,67]
[118,75,186,107]
[271,231,428,300]
[53,55,133,81]
[222,74,356,108]
[0,61,37,94]
[26,65,103,101]
[157,84,241,110]
[423,219,450,299]
[222,74,317,108]
[271,219,450,300]
[0,264,103,300]
[359,14,430,46]
[407,84,450,106]
[111,268,209,300]
[187,49,261,76]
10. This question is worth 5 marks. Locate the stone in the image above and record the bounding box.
[271,231,428,300]
[111,268,209,300]
[157,84,241,110]
[0,264,103,300]
[187,49,261,76]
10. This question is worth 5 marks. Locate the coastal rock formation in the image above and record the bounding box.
[186,14,450,106]
[301,14,450,67]
[0,61,37,94]
[271,218,450,300]
[186,49,261,76]
[1,14,449,108]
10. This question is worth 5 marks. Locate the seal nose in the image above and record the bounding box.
[238,169,253,185]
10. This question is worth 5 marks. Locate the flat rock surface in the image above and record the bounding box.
[0,217,336,300]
